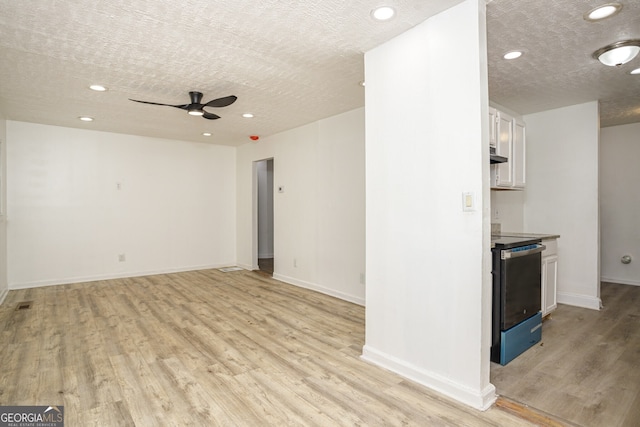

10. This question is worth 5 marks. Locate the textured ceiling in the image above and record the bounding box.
[0,0,638,147]
[0,0,462,145]
[487,0,640,127]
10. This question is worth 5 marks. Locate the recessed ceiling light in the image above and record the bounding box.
[89,84,107,91]
[78,116,94,122]
[371,6,395,21]
[242,113,254,118]
[503,51,523,60]
[202,132,212,136]
[630,67,640,75]
[584,3,622,21]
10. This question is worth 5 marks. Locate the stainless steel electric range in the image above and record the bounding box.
[491,236,545,365]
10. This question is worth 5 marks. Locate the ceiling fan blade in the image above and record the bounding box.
[129,99,188,109]
[203,112,221,120]
[204,95,237,108]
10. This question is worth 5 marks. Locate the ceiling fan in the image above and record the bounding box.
[129,91,237,120]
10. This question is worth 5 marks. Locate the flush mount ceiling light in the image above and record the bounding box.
[631,67,640,75]
[593,40,640,66]
[202,132,212,136]
[371,6,395,21]
[584,3,622,21]
[242,113,254,118]
[78,116,93,122]
[503,50,523,60]
[89,84,107,91]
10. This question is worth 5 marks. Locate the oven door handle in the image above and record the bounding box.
[501,244,546,259]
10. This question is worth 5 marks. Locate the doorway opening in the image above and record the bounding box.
[254,158,274,275]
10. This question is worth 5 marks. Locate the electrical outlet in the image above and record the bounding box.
[293,258,297,268]
[360,273,365,285]
[118,254,126,262]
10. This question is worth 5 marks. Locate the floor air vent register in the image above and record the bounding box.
[15,301,33,311]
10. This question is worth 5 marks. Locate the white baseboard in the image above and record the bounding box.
[0,287,8,306]
[557,291,602,310]
[601,276,640,287]
[236,262,256,271]
[361,345,496,411]
[272,273,365,306]
[8,262,236,290]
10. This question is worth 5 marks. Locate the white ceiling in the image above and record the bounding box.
[0,0,638,146]
[487,0,640,127]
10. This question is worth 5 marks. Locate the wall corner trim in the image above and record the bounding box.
[361,345,497,411]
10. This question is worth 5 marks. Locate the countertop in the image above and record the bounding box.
[491,232,560,249]
[494,232,560,240]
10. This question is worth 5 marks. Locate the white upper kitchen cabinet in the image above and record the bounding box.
[489,107,497,148]
[490,109,525,190]
[512,119,526,188]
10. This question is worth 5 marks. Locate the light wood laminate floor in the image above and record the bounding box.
[0,269,539,426]
[491,282,640,427]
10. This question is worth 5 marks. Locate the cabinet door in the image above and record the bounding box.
[494,112,513,187]
[542,255,558,315]
[489,107,497,148]
[513,120,526,188]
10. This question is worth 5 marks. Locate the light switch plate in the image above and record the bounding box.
[462,191,475,212]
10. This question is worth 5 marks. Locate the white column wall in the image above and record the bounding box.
[600,122,640,286]
[7,121,237,288]
[363,0,494,409]
[523,102,601,309]
[236,108,366,305]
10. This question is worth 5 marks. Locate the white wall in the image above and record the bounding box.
[600,122,640,286]
[7,121,237,289]
[363,0,494,410]
[0,114,7,303]
[523,102,601,310]
[236,108,366,305]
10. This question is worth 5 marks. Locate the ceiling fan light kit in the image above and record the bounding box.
[188,108,204,116]
[593,40,640,66]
